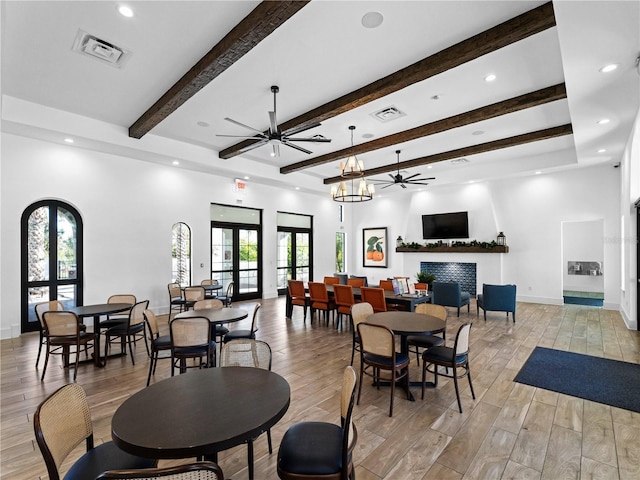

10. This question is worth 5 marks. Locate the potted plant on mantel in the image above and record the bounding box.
[416,271,436,291]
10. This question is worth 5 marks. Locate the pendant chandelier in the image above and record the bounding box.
[331,126,374,203]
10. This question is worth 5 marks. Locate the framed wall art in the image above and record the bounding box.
[363,227,387,268]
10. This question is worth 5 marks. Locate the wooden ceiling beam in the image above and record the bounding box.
[323,124,573,185]
[221,1,556,159]
[284,83,566,174]
[128,1,310,139]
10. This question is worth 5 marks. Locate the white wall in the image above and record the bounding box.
[0,133,342,338]
[562,220,604,293]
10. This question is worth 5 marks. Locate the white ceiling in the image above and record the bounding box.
[2,1,639,196]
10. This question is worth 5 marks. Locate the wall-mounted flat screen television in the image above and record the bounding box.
[422,211,469,239]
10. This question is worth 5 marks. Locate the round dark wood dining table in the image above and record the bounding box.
[111,367,291,460]
[174,306,248,324]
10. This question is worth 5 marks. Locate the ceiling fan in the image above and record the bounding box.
[371,150,435,189]
[216,85,331,157]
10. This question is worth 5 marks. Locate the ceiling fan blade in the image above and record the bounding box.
[388,173,396,181]
[282,141,313,155]
[381,183,395,189]
[402,173,421,181]
[283,136,332,143]
[268,111,278,135]
[282,122,322,136]
[224,117,264,134]
[406,181,432,185]
[216,134,264,139]
[410,177,436,182]
[401,183,407,189]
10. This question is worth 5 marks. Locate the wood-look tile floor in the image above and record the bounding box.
[2,297,639,480]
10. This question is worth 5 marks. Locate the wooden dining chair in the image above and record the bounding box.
[347,277,365,288]
[278,366,358,480]
[143,309,171,386]
[194,299,228,352]
[360,287,387,313]
[349,302,373,365]
[41,311,97,381]
[96,462,224,479]
[99,294,136,329]
[287,279,309,321]
[184,286,205,310]
[201,278,219,299]
[169,316,214,375]
[421,322,475,413]
[323,276,341,285]
[407,303,447,364]
[308,282,336,325]
[34,300,65,367]
[379,279,395,291]
[104,300,150,365]
[167,283,187,318]
[357,322,410,417]
[34,383,156,480]
[224,303,261,342]
[333,284,356,330]
[216,281,234,307]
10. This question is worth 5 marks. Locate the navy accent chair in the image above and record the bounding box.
[431,281,471,317]
[477,283,517,322]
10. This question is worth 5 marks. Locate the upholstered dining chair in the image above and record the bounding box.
[143,309,171,386]
[183,286,205,311]
[349,302,374,365]
[40,311,97,381]
[34,383,156,480]
[360,286,387,313]
[346,277,365,288]
[323,276,341,285]
[169,316,213,375]
[421,322,475,413]
[96,462,224,480]
[357,322,410,417]
[287,279,309,321]
[104,300,150,365]
[98,294,136,330]
[220,339,272,480]
[379,279,395,291]
[167,283,186,318]
[201,278,219,299]
[216,281,234,307]
[34,300,66,367]
[406,303,447,364]
[333,284,356,330]
[224,303,261,342]
[308,281,336,325]
[277,366,358,480]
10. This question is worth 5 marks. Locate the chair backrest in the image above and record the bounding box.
[431,281,462,307]
[168,283,182,299]
[143,309,159,339]
[454,323,472,357]
[223,282,234,304]
[323,276,340,285]
[346,277,365,288]
[341,366,358,464]
[42,311,81,337]
[378,279,395,292]
[184,286,205,302]
[129,300,149,327]
[194,299,224,310]
[248,303,261,332]
[482,284,517,311]
[308,282,329,302]
[349,275,368,287]
[108,294,136,305]
[288,279,306,298]
[360,287,387,312]
[170,316,211,349]
[358,322,395,357]
[414,303,447,322]
[350,302,374,330]
[35,301,64,328]
[200,279,218,286]
[34,383,93,480]
[220,339,272,370]
[95,461,224,479]
[333,284,355,309]
[414,282,428,292]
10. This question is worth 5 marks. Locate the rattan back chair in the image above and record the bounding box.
[184,286,205,310]
[34,383,156,480]
[143,309,171,386]
[96,462,224,479]
[34,300,64,367]
[223,303,261,342]
[169,316,213,375]
[104,300,150,365]
[407,303,448,364]
[99,294,136,329]
[349,301,374,366]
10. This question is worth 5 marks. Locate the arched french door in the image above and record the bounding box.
[21,200,83,333]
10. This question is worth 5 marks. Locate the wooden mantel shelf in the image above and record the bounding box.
[396,245,509,253]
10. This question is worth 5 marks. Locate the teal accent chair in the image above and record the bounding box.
[431,281,471,317]
[477,284,517,322]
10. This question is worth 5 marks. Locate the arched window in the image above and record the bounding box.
[21,200,83,333]
[172,222,191,286]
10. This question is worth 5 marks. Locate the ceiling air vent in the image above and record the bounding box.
[371,106,406,123]
[72,30,130,68]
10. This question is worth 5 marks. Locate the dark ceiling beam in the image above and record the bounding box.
[221,1,556,159]
[128,1,310,139]
[284,83,567,174]
[323,124,573,185]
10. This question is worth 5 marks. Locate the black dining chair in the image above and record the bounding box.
[223,303,261,342]
[169,316,214,374]
[143,309,171,386]
[96,461,224,479]
[104,300,150,365]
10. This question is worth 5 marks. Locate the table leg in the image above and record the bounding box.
[93,314,105,367]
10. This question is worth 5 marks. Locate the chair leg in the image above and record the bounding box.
[266,428,273,454]
[41,346,50,381]
[389,368,395,417]
[247,438,254,480]
[467,364,476,400]
[73,344,81,382]
[128,334,136,365]
[453,369,462,413]
[35,331,44,367]
[356,361,364,406]
[147,353,155,386]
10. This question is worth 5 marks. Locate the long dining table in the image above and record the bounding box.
[285,283,431,318]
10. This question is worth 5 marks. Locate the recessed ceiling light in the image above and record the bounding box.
[270,151,276,157]
[172,160,180,166]
[597,148,607,153]
[599,64,618,73]
[196,121,210,127]
[295,187,300,190]
[118,5,134,18]
[244,176,250,180]
[361,12,383,29]
[597,118,610,125]
[484,74,497,82]
[535,171,542,175]
[427,165,433,169]
[64,138,74,143]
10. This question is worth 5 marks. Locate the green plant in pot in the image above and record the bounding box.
[416,271,435,289]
